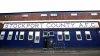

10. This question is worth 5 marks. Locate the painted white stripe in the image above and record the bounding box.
[0,20,100,23]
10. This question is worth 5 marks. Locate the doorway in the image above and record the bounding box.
[43,37,54,48]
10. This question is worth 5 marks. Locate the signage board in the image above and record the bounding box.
[3,22,99,29]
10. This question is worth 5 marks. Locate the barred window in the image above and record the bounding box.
[28,31,33,40]
[7,31,13,40]
[19,31,24,40]
[85,31,92,40]
[76,31,82,40]
[64,31,70,41]
[0,31,5,40]
[57,31,63,41]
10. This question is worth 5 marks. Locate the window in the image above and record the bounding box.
[28,31,33,40]
[76,31,82,40]
[19,31,24,40]
[64,31,70,41]
[41,14,47,16]
[7,31,13,40]
[91,13,98,15]
[49,31,54,36]
[85,31,92,40]
[50,14,57,16]
[15,31,18,40]
[36,36,39,41]
[22,14,28,17]
[5,15,10,18]
[34,31,40,43]
[71,13,77,16]
[43,31,48,37]
[57,31,63,41]
[0,31,5,40]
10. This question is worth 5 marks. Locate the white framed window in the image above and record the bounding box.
[7,31,13,40]
[76,31,82,40]
[34,31,40,43]
[49,31,54,36]
[71,13,77,16]
[85,31,92,40]
[43,31,48,37]
[50,14,57,16]
[28,31,33,40]
[91,13,98,15]
[64,31,70,41]
[15,31,18,40]
[0,31,5,40]
[57,31,63,41]
[41,14,47,16]
[19,31,24,40]
[22,14,28,17]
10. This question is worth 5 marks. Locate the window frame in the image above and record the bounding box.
[64,31,70,41]
[43,31,48,37]
[15,31,18,40]
[76,31,82,40]
[85,31,92,40]
[49,31,54,36]
[0,31,5,40]
[19,31,24,40]
[7,31,13,40]
[34,31,40,43]
[28,31,33,40]
[57,31,63,41]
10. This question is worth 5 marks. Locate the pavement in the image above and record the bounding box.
[0,53,100,56]
[0,48,100,54]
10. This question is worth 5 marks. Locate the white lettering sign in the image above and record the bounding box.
[3,22,99,29]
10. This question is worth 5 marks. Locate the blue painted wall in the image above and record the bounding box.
[0,29,100,48]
